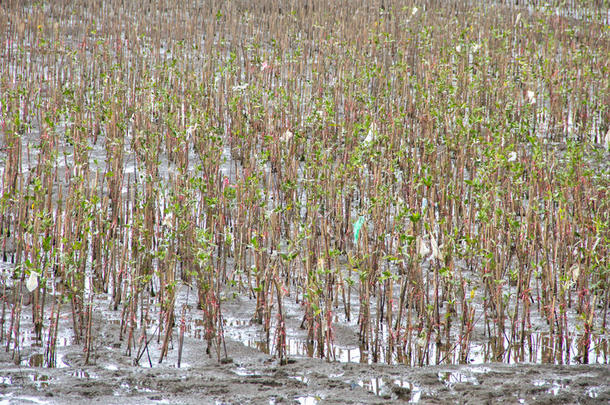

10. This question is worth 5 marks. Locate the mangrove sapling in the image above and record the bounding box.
[177,304,186,368]
[0,0,608,372]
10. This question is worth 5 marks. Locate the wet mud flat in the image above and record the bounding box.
[2,0,610,404]
[1,292,608,405]
[1,337,608,404]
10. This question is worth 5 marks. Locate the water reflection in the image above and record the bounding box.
[194,316,609,366]
[357,377,422,402]
[438,371,479,387]
[28,354,44,367]
[28,374,50,389]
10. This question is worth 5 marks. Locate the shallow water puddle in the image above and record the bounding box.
[216,316,391,365]
[357,377,386,396]
[192,315,381,364]
[17,323,74,349]
[21,352,69,368]
[216,314,610,366]
[117,305,610,368]
[231,366,264,377]
[228,328,389,364]
[394,379,422,402]
[467,333,610,365]
[0,394,51,405]
[118,382,155,394]
[585,387,599,398]
[357,377,422,402]
[532,380,568,395]
[438,370,479,387]
[28,374,50,389]
[70,370,97,379]
[27,354,44,367]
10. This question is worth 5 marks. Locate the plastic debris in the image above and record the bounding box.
[354,216,365,244]
[26,271,39,292]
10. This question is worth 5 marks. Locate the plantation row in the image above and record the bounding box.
[0,0,608,366]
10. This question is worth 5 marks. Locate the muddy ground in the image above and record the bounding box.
[1,336,608,405]
[1,291,608,405]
